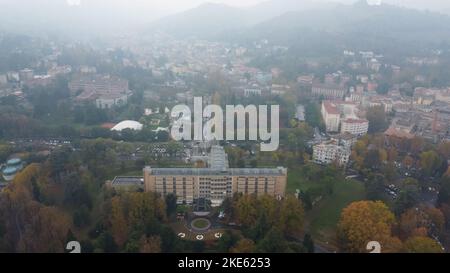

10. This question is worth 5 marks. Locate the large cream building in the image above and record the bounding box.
[143,146,287,206]
[321,101,341,132]
[321,100,369,135]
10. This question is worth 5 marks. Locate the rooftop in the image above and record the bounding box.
[342,118,369,124]
[323,101,340,115]
[111,176,144,187]
[111,120,143,131]
[208,146,229,169]
[3,167,18,175]
[7,158,21,165]
[145,167,287,176]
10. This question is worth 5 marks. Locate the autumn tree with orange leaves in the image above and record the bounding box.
[337,201,402,253]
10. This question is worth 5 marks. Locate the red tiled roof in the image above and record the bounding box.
[101,123,116,129]
[323,101,340,115]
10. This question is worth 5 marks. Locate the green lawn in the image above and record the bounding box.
[192,218,210,229]
[287,167,319,193]
[306,179,365,246]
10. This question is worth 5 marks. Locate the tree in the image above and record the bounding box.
[366,106,388,133]
[366,174,386,201]
[18,206,71,253]
[247,211,271,241]
[110,197,128,248]
[420,151,442,176]
[394,178,420,215]
[235,195,258,227]
[445,167,450,178]
[299,191,313,211]
[410,137,425,155]
[404,236,443,253]
[94,231,118,253]
[73,205,91,228]
[237,158,246,168]
[337,201,400,253]
[165,194,177,218]
[255,227,289,253]
[0,164,74,253]
[279,195,304,238]
[305,103,324,131]
[129,192,167,227]
[437,141,450,159]
[398,207,445,240]
[257,195,278,225]
[403,155,415,169]
[217,231,239,253]
[230,239,255,253]
[440,204,450,231]
[303,234,315,253]
[387,147,398,163]
[0,144,12,163]
[139,235,161,253]
[364,149,383,169]
[438,176,450,205]
[377,82,390,95]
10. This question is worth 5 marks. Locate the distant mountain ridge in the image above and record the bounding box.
[150,0,450,57]
[149,0,338,39]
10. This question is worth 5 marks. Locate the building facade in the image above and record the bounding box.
[312,83,346,100]
[143,146,287,206]
[69,74,131,108]
[341,118,369,136]
[143,167,287,207]
[321,100,369,135]
[322,101,341,132]
[313,141,350,166]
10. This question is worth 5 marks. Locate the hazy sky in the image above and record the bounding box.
[3,1,449,20]
[60,0,450,16]
[64,0,268,14]
[1,0,449,36]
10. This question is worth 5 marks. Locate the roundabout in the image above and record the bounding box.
[190,217,212,232]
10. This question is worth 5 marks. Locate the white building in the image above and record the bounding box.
[312,83,346,99]
[331,133,358,150]
[341,118,369,136]
[322,100,369,135]
[313,141,350,166]
[271,84,291,95]
[96,93,129,109]
[321,101,341,132]
[244,88,262,97]
[296,105,306,122]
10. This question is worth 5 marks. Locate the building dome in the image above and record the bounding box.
[111,120,144,132]
[3,167,17,176]
[7,158,21,165]
[3,166,18,181]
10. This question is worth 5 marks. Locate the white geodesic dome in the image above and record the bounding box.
[111,120,143,131]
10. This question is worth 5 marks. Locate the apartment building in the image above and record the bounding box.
[312,141,350,166]
[322,101,341,132]
[321,100,369,135]
[312,83,346,100]
[69,74,131,109]
[341,118,369,136]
